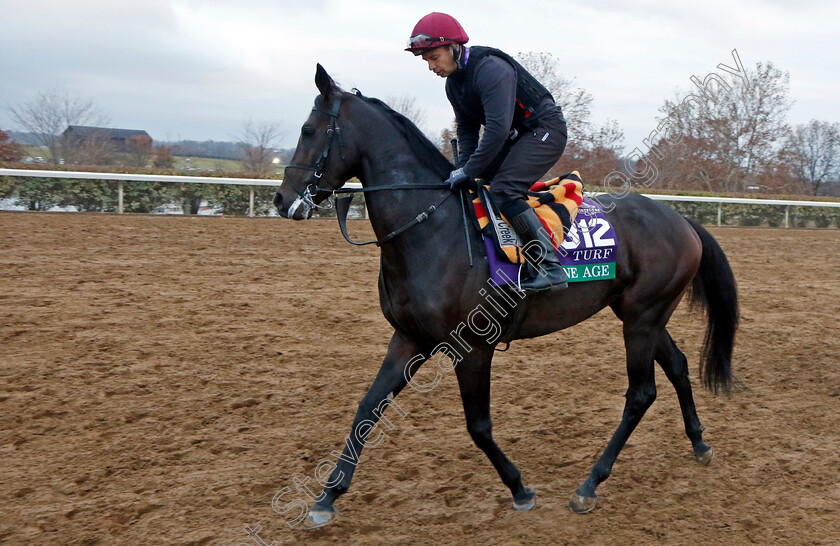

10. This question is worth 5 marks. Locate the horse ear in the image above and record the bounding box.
[315,63,334,100]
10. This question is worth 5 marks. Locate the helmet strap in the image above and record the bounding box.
[453,44,465,70]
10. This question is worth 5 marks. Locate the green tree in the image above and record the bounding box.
[172,183,206,214]
[206,184,278,215]
[1,177,65,210]
[58,179,115,211]
[121,182,176,213]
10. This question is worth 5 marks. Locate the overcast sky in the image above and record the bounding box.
[1,0,838,152]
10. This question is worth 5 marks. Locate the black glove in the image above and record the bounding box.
[445,168,471,190]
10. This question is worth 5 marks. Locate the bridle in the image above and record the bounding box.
[277,90,472,262]
[283,93,346,211]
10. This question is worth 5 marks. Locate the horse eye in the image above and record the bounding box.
[302,126,315,137]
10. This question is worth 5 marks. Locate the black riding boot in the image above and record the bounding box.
[508,208,568,292]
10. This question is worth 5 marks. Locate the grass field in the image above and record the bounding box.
[170,155,245,172]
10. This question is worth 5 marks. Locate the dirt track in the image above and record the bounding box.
[1,212,838,545]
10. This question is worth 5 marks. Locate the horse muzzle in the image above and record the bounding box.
[274,191,314,220]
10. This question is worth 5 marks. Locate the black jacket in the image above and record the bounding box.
[445,46,564,177]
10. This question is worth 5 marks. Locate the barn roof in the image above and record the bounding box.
[65,126,151,139]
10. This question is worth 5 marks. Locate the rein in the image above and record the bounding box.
[334,189,453,247]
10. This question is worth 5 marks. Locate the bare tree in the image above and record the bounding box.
[656,61,793,192]
[549,125,625,187]
[236,119,284,175]
[125,135,153,167]
[580,118,624,152]
[516,51,594,134]
[59,128,119,166]
[152,145,175,168]
[513,52,626,186]
[787,120,840,196]
[439,119,457,164]
[8,88,108,164]
[387,95,428,134]
[516,50,626,185]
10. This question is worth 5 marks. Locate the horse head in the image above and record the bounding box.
[274,64,361,219]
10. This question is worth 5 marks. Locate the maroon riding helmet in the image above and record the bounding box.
[405,12,469,55]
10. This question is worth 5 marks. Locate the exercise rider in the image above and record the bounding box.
[406,12,569,292]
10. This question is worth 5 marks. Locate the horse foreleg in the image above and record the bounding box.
[304,330,427,527]
[454,351,536,511]
[570,324,658,513]
[655,329,714,464]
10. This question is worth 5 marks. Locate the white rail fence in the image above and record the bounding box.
[0,168,280,217]
[2,168,839,226]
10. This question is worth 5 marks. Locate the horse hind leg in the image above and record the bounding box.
[655,329,714,465]
[454,352,536,511]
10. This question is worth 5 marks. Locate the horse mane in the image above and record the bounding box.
[350,90,454,179]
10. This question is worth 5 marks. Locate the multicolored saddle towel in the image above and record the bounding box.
[471,172,584,264]
[471,172,618,286]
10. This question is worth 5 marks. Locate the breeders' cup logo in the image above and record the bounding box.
[576,203,600,218]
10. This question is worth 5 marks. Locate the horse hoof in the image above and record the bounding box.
[513,488,536,511]
[302,509,336,529]
[569,492,596,513]
[695,446,714,466]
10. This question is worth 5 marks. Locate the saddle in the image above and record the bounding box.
[471,172,584,264]
[470,171,618,286]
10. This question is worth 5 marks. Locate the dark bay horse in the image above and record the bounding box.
[273,65,738,526]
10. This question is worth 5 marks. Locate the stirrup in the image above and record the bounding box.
[508,208,568,293]
[519,261,568,292]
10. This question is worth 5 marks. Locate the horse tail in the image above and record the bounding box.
[686,218,740,394]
